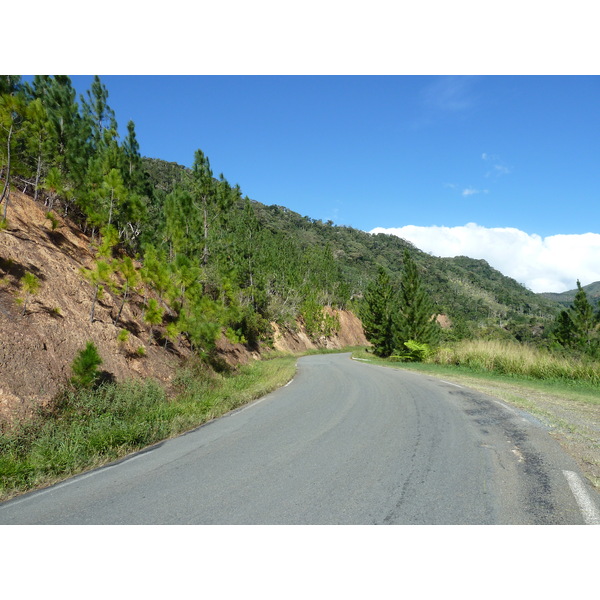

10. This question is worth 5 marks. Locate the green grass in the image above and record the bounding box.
[352,340,600,399]
[355,351,600,403]
[432,339,600,386]
[0,355,297,501]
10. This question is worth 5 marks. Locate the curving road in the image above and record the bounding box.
[0,353,597,524]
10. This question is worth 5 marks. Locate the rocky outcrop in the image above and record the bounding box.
[271,307,368,353]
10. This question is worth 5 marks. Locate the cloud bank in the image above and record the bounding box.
[369,223,600,293]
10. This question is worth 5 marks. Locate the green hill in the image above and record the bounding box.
[249,201,561,341]
[539,281,600,309]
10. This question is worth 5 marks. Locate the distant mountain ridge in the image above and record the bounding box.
[539,281,600,308]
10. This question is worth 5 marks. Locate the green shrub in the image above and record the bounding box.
[20,271,41,315]
[117,329,130,344]
[300,299,340,340]
[70,342,103,388]
[45,212,60,231]
[390,340,434,362]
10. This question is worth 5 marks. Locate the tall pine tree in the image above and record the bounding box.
[552,281,598,356]
[359,266,397,357]
[395,249,439,352]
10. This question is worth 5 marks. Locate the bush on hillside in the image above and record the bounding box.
[70,342,103,388]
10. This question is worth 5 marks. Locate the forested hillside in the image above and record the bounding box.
[247,199,561,341]
[540,281,600,309]
[1,74,561,364]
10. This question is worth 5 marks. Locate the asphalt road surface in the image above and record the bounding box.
[1,353,598,524]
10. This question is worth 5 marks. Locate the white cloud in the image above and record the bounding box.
[369,223,600,293]
[462,188,489,196]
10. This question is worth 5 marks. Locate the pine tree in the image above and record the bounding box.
[23,98,53,201]
[359,266,397,357]
[190,150,238,267]
[552,309,576,348]
[41,166,64,210]
[122,120,145,194]
[43,76,91,185]
[0,92,26,210]
[102,168,126,226]
[80,226,118,323]
[570,280,598,353]
[191,149,216,267]
[80,75,116,147]
[395,249,439,354]
[70,342,103,388]
[164,187,198,258]
[81,259,113,323]
[0,76,22,96]
[144,298,164,343]
[113,256,140,326]
[20,272,41,316]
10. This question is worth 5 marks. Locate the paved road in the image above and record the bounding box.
[1,353,597,524]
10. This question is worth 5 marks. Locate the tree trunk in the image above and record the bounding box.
[34,148,42,201]
[114,285,129,325]
[2,189,9,221]
[202,199,209,266]
[108,189,114,225]
[90,284,99,323]
[0,123,13,205]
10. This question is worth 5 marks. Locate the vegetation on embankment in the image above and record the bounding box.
[0,354,297,502]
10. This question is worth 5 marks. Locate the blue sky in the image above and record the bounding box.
[61,75,600,292]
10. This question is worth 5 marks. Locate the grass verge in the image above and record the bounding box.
[0,354,297,502]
